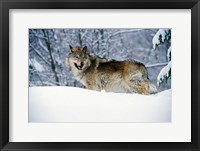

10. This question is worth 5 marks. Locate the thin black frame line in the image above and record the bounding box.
[191,1,199,148]
[0,0,199,151]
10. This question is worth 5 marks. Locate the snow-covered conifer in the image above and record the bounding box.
[153,29,171,86]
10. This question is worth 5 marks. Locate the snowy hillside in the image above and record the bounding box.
[29,87,171,123]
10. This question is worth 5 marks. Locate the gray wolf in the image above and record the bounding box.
[66,45,157,95]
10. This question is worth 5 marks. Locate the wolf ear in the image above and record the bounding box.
[69,45,73,52]
[82,46,87,52]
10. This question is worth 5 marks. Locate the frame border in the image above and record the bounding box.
[0,0,199,151]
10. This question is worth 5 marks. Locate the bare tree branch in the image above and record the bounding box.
[38,38,49,53]
[30,44,51,66]
[107,29,144,40]
[42,29,60,86]
[146,62,168,68]
[29,59,44,85]
[30,29,48,40]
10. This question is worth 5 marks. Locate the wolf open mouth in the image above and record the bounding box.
[74,62,84,70]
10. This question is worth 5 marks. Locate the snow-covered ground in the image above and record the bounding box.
[29,87,171,123]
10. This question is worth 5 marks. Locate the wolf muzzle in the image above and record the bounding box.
[74,62,84,70]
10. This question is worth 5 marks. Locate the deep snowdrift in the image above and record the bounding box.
[29,87,171,123]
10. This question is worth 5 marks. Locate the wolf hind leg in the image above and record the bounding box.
[123,73,146,94]
[134,80,152,95]
[148,82,157,94]
[124,72,156,95]
[133,80,157,95]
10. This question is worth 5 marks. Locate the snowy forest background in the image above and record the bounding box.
[29,29,171,92]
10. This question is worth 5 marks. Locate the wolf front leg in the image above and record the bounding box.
[85,82,102,92]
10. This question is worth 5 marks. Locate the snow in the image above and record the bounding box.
[167,46,171,61]
[38,39,49,53]
[29,87,171,123]
[157,61,171,85]
[152,29,167,49]
[30,58,44,72]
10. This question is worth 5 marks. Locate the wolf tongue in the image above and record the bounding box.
[74,63,82,70]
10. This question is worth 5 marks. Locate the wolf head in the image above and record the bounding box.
[67,45,91,71]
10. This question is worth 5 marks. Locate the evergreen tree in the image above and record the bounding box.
[152,29,171,86]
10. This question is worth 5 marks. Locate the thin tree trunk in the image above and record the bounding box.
[78,29,83,47]
[42,29,60,86]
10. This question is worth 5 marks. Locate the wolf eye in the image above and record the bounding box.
[75,56,79,59]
